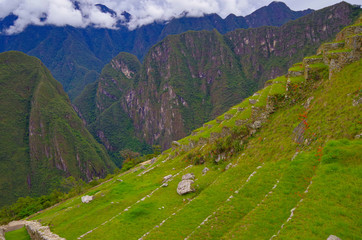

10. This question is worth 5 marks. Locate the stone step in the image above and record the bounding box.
[336,24,362,41]
[317,41,345,55]
[345,34,362,53]
[287,69,304,78]
[304,63,328,81]
[303,56,324,66]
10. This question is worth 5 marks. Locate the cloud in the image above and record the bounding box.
[0,0,360,34]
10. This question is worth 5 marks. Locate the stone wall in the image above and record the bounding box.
[0,220,65,240]
[25,221,65,240]
[0,227,5,240]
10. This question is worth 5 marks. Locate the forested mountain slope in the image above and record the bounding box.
[0,52,115,206]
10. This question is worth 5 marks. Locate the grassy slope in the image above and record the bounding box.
[4,227,31,240]
[0,51,115,206]
[29,23,361,240]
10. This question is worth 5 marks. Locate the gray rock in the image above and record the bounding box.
[162,174,173,183]
[304,96,314,109]
[161,183,168,187]
[215,153,225,163]
[327,235,341,240]
[117,179,123,182]
[355,133,361,139]
[225,163,233,170]
[150,157,156,164]
[140,165,146,170]
[177,180,195,195]
[249,99,257,105]
[202,167,209,175]
[182,173,195,180]
[171,141,181,149]
[352,97,362,106]
[81,195,94,203]
[253,120,262,129]
[224,113,233,120]
[293,121,306,144]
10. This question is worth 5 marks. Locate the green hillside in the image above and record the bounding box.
[74,2,360,160]
[0,51,116,207]
[25,18,362,240]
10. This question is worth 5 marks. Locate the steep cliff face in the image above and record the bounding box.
[125,30,253,148]
[0,51,115,207]
[74,52,150,166]
[75,2,360,154]
[226,1,360,87]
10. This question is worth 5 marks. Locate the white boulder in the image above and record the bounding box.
[81,195,94,203]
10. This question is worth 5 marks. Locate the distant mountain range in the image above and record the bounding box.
[0,1,313,99]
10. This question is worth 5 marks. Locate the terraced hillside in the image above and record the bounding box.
[28,18,362,240]
[74,2,360,159]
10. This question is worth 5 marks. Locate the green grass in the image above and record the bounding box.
[289,76,305,84]
[328,48,353,53]
[304,55,323,59]
[288,65,304,72]
[309,63,328,69]
[28,58,361,239]
[4,227,31,240]
[20,20,362,240]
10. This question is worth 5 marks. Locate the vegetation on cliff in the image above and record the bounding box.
[0,51,115,207]
[74,2,361,163]
[0,2,314,99]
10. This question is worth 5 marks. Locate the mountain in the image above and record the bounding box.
[21,17,362,240]
[74,2,361,160]
[0,1,313,99]
[0,51,116,207]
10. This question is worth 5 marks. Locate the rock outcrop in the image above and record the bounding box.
[202,167,210,175]
[182,173,195,181]
[177,180,195,195]
[162,175,173,183]
[81,195,94,203]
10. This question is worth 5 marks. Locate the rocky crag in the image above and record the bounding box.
[75,2,360,157]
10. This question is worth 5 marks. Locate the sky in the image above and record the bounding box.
[0,0,360,34]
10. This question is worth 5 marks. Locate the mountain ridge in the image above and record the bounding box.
[0,1,314,99]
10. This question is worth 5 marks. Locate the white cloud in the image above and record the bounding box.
[0,0,360,34]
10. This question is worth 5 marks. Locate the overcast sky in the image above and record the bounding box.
[0,0,360,34]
